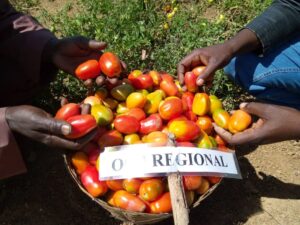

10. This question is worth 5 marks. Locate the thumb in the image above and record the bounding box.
[239,102,268,118]
[196,62,217,86]
[40,117,72,136]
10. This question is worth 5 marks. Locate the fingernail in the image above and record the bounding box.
[196,79,204,86]
[62,124,71,135]
[240,102,248,109]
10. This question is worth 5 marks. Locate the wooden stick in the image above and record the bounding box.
[167,134,190,225]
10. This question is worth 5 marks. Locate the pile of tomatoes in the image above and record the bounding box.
[56,52,252,214]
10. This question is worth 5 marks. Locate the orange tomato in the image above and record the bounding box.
[215,134,227,146]
[106,191,116,206]
[195,177,210,195]
[196,116,213,135]
[183,176,202,190]
[123,178,143,194]
[192,93,210,116]
[159,74,179,97]
[144,131,168,146]
[97,130,123,149]
[71,151,89,174]
[212,109,230,130]
[126,92,147,109]
[228,109,252,133]
[158,97,184,120]
[149,192,172,214]
[192,66,206,76]
[113,190,146,212]
[139,178,165,202]
[106,179,124,191]
[168,120,200,142]
[124,108,146,121]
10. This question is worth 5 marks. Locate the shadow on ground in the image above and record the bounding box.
[1,136,299,225]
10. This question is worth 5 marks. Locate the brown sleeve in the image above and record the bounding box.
[0,1,58,104]
[0,108,27,180]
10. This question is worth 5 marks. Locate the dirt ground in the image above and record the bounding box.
[0,134,299,225]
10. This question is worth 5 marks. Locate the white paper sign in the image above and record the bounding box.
[99,144,241,180]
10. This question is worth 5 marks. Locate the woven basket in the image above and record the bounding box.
[64,154,221,225]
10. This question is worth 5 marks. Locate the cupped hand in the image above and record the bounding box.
[213,102,300,146]
[177,43,234,86]
[5,105,97,150]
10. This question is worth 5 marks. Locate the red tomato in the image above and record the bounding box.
[75,59,101,80]
[139,178,164,202]
[55,103,80,121]
[80,165,108,197]
[113,190,146,212]
[158,97,184,120]
[87,148,101,166]
[124,108,146,122]
[113,115,140,134]
[183,176,202,190]
[184,71,198,93]
[149,192,172,214]
[228,109,252,133]
[99,52,122,78]
[131,74,154,90]
[139,113,163,135]
[66,114,97,139]
[181,92,194,112]
[196,116,213,135]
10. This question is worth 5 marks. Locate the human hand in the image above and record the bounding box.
[177,43,234,86]
[46,36,126,87]
[5,105,97,150]
[213,102,300,146]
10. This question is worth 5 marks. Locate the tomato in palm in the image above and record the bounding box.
[66,114,97,139]
[75,59,101,80]
[113,115,140,134]
[99,52,122,78]
[228,109,252,133]
[55,103,80,121]
[139,178,164,202]
[212,109,230,130]
[149,192,172,214]
[113,190,146,212]
[184,71,198,93]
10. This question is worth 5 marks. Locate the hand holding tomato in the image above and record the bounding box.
[5,105,97,150]
[176,44,233,86]
[213,102,300,146]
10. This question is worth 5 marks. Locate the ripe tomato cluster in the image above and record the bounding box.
[57,57,252,214]
[75,52,122,80]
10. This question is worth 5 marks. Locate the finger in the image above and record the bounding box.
[196,62,217,86]
[88,40,107,50]
[120,60,127,71]
[213,123,261,145]
[29,129,97,150]
[60,96,69,107]
[80,103,91,115]
[106,77,119,85]
[83,79,93,88]
[177,58,190,85]
[239,102,269,118]
[95,75,105,86]
[37,117,72,136]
